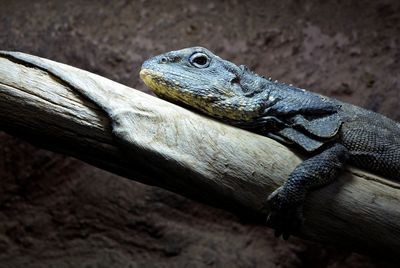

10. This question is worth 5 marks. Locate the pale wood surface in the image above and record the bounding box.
[0,51,399,257]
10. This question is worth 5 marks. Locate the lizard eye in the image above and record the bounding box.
[160,57,168,64]
[189,52,210,68]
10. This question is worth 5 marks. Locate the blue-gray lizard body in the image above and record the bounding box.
[140,47,400,238]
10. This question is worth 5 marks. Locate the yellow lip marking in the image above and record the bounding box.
[139,68,160,79]
[139,69,169,96]
[140,69,162,85]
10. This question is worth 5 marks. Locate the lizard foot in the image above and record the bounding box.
[266,187,305,240]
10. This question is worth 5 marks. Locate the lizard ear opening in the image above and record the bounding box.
[230,76,240,85]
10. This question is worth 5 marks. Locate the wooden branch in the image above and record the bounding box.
[0,51,399,258]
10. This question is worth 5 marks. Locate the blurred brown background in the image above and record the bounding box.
[0,0,399,267]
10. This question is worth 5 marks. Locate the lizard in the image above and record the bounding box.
[139,47,400,239]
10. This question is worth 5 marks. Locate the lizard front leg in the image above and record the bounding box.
[266,143,349,239]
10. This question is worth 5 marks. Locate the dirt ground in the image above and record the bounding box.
[0,0,399,267]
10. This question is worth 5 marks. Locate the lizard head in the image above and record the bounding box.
[140,47,268,121]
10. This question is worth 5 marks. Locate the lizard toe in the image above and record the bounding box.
[266,189,304,239]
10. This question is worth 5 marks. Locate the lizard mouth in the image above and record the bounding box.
[141,68,195,101]
[140,68,185,99]
[140,69,167,94]
[140,69,263,121]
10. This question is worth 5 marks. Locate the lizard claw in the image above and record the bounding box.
[265,187,304,239]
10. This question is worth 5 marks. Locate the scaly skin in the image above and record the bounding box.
[140,47,400,239]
